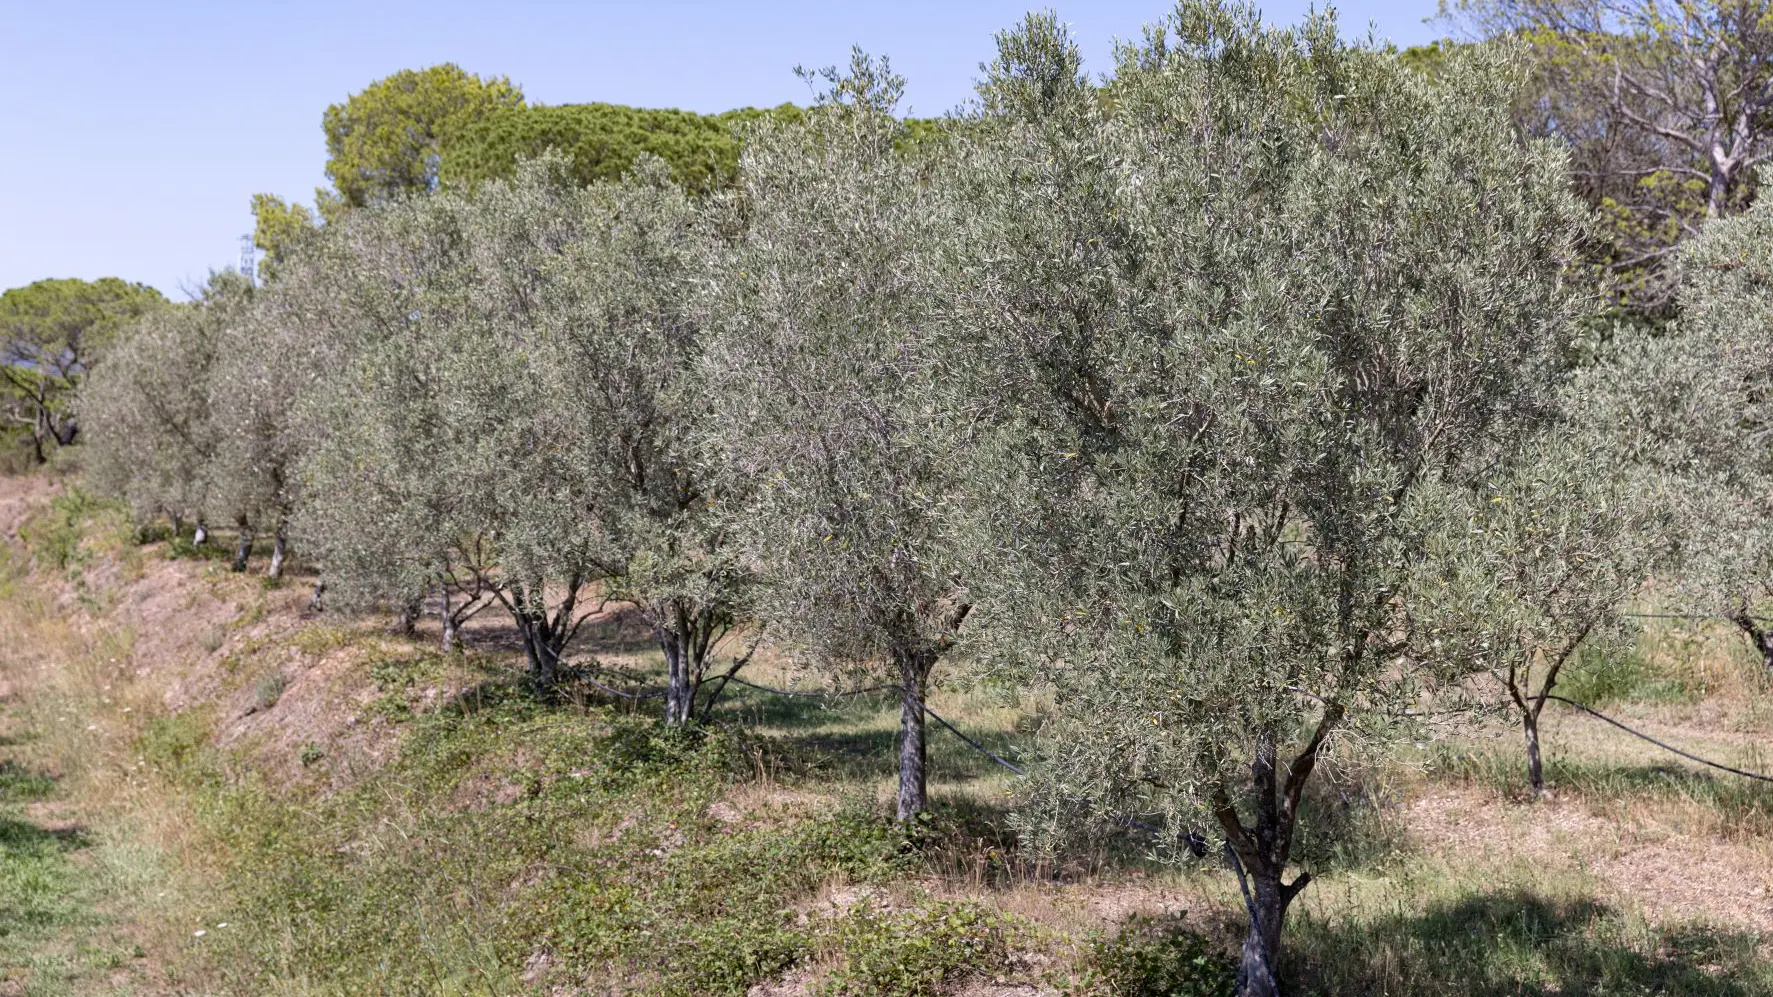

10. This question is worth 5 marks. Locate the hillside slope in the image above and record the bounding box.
[2,472,1772,996]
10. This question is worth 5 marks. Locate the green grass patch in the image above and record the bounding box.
[17,486,133,580]
[0,815,89,943]
[1558,645,1696,707]
[1064,912,1236,997]
[1430,741,1773,837]
[191,690,938,996]
[0,719,141,994]
[136,706,218,783]
[0,759,56,803]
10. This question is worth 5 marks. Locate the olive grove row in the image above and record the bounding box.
[72,5,1773,994]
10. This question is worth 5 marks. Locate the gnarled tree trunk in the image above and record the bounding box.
[1215,705,1343,997]
[506,575,581,694]
[267,527,287,579]
[230,518,253,572]
[1732,607,1773,672]
[658,601,732,726]
[895,648,936,822]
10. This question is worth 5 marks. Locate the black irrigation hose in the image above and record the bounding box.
[921,702,1029,777]
[719,675,1031,777]
[723,675,1207,851]
[1544,694,1773,785]
[575,672,667,701]
[556,658,667,701]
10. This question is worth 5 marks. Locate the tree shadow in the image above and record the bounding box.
[721,690,1024,789]
[1287,889,1767,996]
[573,606,663,657]
[713,681,897,731]
[0,815,89,852]
[0,759,55,803]
[1546,758,1773,808]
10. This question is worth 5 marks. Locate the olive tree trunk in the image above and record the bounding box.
[1235,858,1295,997]
[439,580,460,652]
[1732,608,1773,672]
[504,576,582,693]
[230,518,253,572]
[895,648,936,823]
[395,592,422,636]
[1215,706,1343,997]
[1523,706,1548,796]
[267,527,287,579]
[662,627,690,724]
[1504,633,1590,798]
[658,602,732,726]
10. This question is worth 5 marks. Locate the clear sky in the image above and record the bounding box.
[0,1,1445,299]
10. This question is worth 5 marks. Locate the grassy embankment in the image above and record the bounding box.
[3,473,1773,996]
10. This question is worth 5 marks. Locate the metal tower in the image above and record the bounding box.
[239,234,257,285]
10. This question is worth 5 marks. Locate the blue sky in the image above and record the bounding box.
[0,1,1444,299]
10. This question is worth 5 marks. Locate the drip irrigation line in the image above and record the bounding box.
[921,702,1029,777]
[1544,694,1773,784]
[553,655,667,701]
[719,675,1030,777]
[721,675,1207,849]
[573,671,667,701]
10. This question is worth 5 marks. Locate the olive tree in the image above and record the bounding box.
[461,158,749,718]
[282,186,577,670]
[207,281,310,575]
[1423,425,1674,796]
[1590,169,1773,666]
[701,55,970,820]
[948,7,1588,994]
[81,272,248,537]
[291,157,746,702]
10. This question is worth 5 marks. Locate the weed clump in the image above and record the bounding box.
[19,487,131,579]
[1065,913,1235,997]
[817,897,1022,997]
[250,672,286,711]
[136,708,215,780]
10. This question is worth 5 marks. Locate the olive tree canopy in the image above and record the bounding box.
[947,6,1590,994]
[701,54,970,821]
[1423,420,1675,796]
[291,156,744,703]
[1588,167,1773,665]
[81,272,249,530]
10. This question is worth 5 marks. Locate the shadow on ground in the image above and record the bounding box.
[1287,889,1768,996]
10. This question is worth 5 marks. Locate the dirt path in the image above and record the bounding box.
[0,695,151,994]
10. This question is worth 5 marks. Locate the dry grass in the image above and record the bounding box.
[3,471,1773,996]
